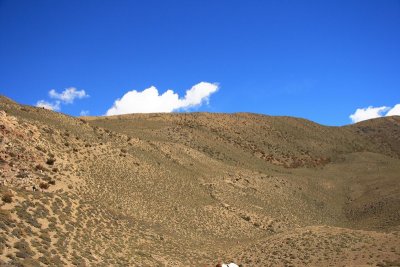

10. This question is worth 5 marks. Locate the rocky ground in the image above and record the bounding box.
[1,95,399,266]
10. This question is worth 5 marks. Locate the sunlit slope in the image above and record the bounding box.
[1,95,399,266]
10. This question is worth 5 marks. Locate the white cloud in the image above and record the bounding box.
[35,87,88,112]
[36,100,61,111]
[106,82,219,116]
[349,104,400,123]
[80,110,90,116]
[386,104,400,116]
[49,87,89,104]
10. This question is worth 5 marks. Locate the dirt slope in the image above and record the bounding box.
[1,95,399,266]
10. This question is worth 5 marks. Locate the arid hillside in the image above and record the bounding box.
[1,95,400,266]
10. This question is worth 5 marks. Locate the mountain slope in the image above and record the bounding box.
[1,96,399,266]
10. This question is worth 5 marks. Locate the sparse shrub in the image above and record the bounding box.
[13,240,34,258]
[35,164,48,172]
[41,175,51,182]
[121,148,127,153]
[241,214,251,221]
[16,251,31,258]
[39,182,49,190]
[1,192,13,203]
[35,146,47,153]
[11,228,22,238]
[39,233,51,243]
[48,180,56,185]
[52,167,58,173]
[16,171,29,178]
[46,158,55,165]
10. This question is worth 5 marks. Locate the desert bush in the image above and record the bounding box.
[35,164,48,172]
[14,240,34,258]
[39,182,49,190]
[2,192,13,203]
[11,228,22,238]
[35,145,47,153]
[48,180,56,185]
[40,175,51,182]
[241,214,251,221]
[16,251,32,259]
[46,158,55,165]
[39,233,51,243]
[16,171,29,178]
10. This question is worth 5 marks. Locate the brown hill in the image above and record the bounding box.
[1,96,399,266]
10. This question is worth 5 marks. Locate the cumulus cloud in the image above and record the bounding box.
[36,100,61,111]
[106,82,219,116]
[49,87,89,104]
[36,87,89,112]
[386,104,400,116]
[349,104,400,123]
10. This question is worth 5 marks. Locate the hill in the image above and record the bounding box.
[1,95,399,266]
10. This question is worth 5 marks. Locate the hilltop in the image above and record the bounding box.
[1,95,399,266]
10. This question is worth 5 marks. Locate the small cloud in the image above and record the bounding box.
[349,104,400,123]
[386,104,400,116]
[106,82,219,116]
[35,87,89,112]
[36,100,61,111]
[80,110,90,116]
[49,87,89,104]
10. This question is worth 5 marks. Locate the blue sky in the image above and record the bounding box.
[0,0,399,125]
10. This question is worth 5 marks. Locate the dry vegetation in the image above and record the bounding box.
[1,95,400,266]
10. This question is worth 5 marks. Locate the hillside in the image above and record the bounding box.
[1,95,399,266]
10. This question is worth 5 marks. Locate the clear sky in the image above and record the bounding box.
[0,0,399,125]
